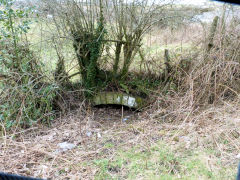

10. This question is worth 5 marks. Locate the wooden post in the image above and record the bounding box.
[207,16,219,53]
[164,49,170,83]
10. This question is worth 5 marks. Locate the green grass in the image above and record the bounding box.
[92,142,236,180]
[27,19,80,81]
[26,18,198,82]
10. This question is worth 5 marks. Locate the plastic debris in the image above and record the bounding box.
[97,132,101,138]
[56,142,76,153]
[122,116,130,122]
[86,131,92,137]
[236,153,240,159]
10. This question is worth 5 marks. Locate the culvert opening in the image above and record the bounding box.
[93,104,137,111]
[91,92,146,110]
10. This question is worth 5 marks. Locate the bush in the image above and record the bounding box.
[168,10,240,106]
[0,0,58,131]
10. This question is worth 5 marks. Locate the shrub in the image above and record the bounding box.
[0,0,58,131]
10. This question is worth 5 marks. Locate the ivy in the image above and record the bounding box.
[85,19,106,93]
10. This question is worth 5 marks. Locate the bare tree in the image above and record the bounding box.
[40,0,175,94]
[42,0,106,94]
[105,0,173,79]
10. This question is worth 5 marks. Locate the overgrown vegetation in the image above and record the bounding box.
[1,0,239,130]
[0,1,240,179]
[170,8,240,106]
[0,0,58,130]
[43,0,203,97]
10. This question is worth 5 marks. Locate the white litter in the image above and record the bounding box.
[122,116,130,122]
[56,142,76,153]
[86,131,92,137]
[97,132,101,138]
[236,153,240,159]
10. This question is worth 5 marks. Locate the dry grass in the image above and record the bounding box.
[0,98,239,179]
